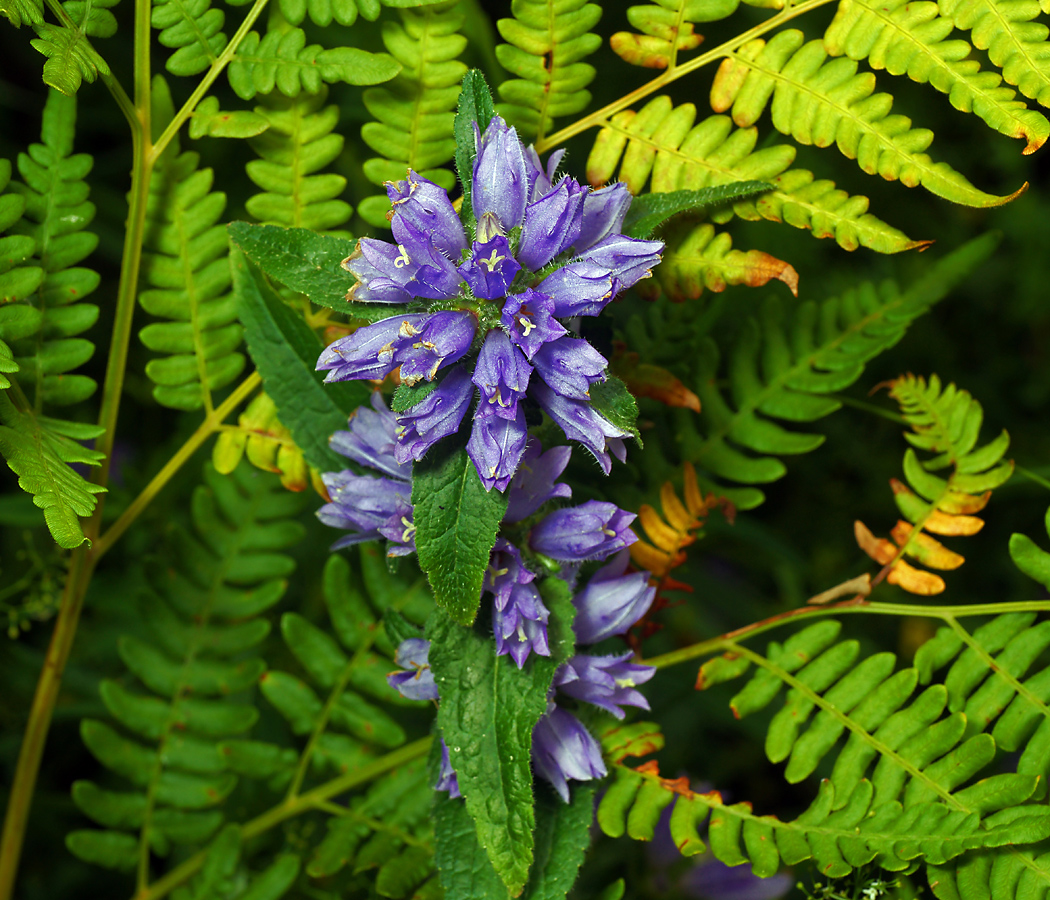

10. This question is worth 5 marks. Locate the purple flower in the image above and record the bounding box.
[397,310,476,386]
[517,178,585,271]
[553,652,655,719]
[387,638,438,701]
[386,171,467,259]
[573,550,655,644]
[388,215,463,300]
[532,381,630,474]
[459,233,521,299]
[524,145,565,200]
[473,117,528,232]
[342,239,415,305]
[531,705,607,802]
[467,406,530,492]
[486,540,550,666]
[585,234,664,297]
[435,738,461,798]
[473,330,531,418]
[395,365,475,464]
[500,289,566,361]
[530,499,637,562]
[573,183,632,252]
[532,337,608,402]
[537,259,614,318]
[318,315,429,383]
[329,393,408,480]
[503,442,572,524]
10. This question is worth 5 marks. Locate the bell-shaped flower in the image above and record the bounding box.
[583,234,664,297]
[530,499,637,562]
[486,540,550,666]
[388,216,464,300]
[553,652,655,719]
[473,329,531,418]
[397,310,476,386]
[473,118,528,232]
[531,705,607,802]
[459,233,521,300]
[532,337,608,402]
[386,638,438,701]
[395,365,475,464]
[537,259,615,319]
[317,470,411,551]
[386,171,467,259]
[318,314,429,383]
[500,289,566,361]
[517,178,585,271]
[573,183,632,253]
[523,145,565,201]
[503,442,572,524]
[467,405,530,492]
[531,381,630,474]
[329,393,408,480]
[342,239,416,305]
[573,550,655,644]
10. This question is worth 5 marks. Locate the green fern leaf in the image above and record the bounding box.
[227,25,400,101]
[246,88,353,233]
[494,0,601,142]
[0,158,44,306]
[0,0,44,27]
[189,96,270,139]
[710,29,1016,206]
[610,0,738,70]
[940,0,1050,107]
[824,0,1050,153]
[0,392,105,547]
[30,21,110,94]
[586,95,924,253]
[358,0,467,228]
[69,462,304,870]
[139,78,245,412]
[151,0,226,77]
[61,0,119,38]
[658,235,996,509]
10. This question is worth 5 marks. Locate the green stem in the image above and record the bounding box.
[135,737,433,900]
[1014,464,1050,493]
[93,372,261,561]
[535,0,838,153]
[832,393,909,425]
[645,598,1050,670]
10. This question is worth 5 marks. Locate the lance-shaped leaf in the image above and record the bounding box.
[622,182,774,238]
[454,69,497,223]
[411,443,507,626]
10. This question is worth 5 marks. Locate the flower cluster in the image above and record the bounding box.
[317,116,663,491]
[319,394,652,667]
[386,597,656,802]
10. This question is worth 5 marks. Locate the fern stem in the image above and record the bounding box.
[644,598,1050,670]
[148,0,271,164]
[311,800,433,849]
[1014,463,1050,492]
[93,372,262,560]
[135,736,433,900]
[832,394,909,425]
[535,0,837,154]
[0,548,92,900]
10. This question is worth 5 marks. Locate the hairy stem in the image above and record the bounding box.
[136,737,433,900]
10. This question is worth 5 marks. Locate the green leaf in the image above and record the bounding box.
[429,602,566,896]
[66,830,138,871]
[0,0,44,27]
[590,376,641,445]
[392,378,438,413]
[232,248,368,473]
[411,444,507,626]
[228,222,355,310]
[240,855,300,900]
[454,69,497,223]
[522,785,597,900]
[622,183,775,238]
[433,789,509,900]
[0,391,105,547]
[30,22,110,95]
[189,96,271,139]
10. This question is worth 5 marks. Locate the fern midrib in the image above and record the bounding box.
[849,0,1039,140]
[730,642,968,811]
[26,152,62,417]
[136,484,268,890]
[670,0,688,72]
[159,0,221,66]
[532,0,557,146]
[406,8,436,174]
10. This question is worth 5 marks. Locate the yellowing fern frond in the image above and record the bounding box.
[855,374,1013,595]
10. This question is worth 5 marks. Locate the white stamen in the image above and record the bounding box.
[393,244,411,268]
[519,316,536,336]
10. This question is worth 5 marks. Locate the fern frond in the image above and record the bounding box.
[139,78,245,413]
[189,96,270,139]
[357,0,467,227]
[213,390,324,494]
[29,21,110,94]
[151,0,226,77]
[60,0,119,38]
[495,0,601,142]
[227,25,400,101]
[644,218,799,300]
[854,374,1012,594]
[710,29,1014,206]
[0,392,104,548]
[67,462,304,873]
[940,0,1050,107]
[0,0,44,28]
[246,88,352,234]
[0,158,43,306]
[662,238,992,510]
[610,1,709,70]
[824,0,1050,153]
[586,96,924,253]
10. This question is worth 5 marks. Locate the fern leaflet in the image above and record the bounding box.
[586,95,924,253]
[358,0,467,227]
[67,462,304,875]
[139,78,245,412]
[495,0,602,142]
[854,374,1013,594]
[151,0,226,77]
